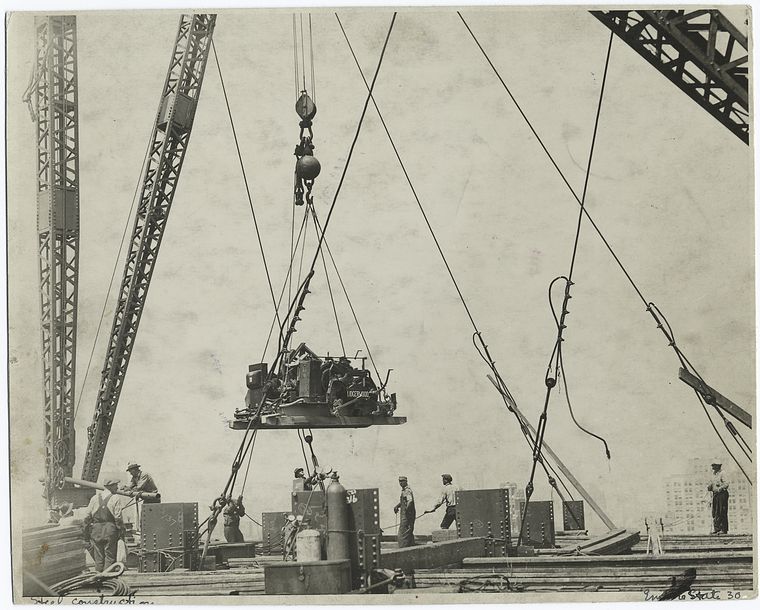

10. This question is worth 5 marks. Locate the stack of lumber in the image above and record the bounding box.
[542,528,640,556]
[120,567,266,596]
[631,534,752,554]
[23,523,86,588]
[413,550,753,592]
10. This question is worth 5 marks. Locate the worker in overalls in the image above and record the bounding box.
[83,479,124,572]
[394,475,416,548]
[223,495,246,543]
[432,473,458,529]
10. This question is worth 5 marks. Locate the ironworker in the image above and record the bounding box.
[708,463,729,534]
[293,467,316,492]
[82,479,124,572]
[394,475,416,548]
[123,462,160,503]
[431,473,458,529]
[223,495,246,543]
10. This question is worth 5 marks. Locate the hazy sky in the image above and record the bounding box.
[6,7,755,543]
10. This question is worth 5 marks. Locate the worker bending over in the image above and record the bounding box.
[431,473,458,529]
[123,462,160,503]
[223,495,246,543]
[83,479,124,572]
[394,475,416,548]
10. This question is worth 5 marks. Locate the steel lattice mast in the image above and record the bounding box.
[32,16,81,508]
[81,14,217,482]
[592,9,749,144]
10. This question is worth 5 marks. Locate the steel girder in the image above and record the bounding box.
[592,10,749,144]
[81,14,216,481]
[33,16,80,506]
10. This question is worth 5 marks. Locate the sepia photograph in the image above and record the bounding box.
[4,2,757,604]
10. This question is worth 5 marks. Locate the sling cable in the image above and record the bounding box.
[195,15,399,568]
[459,12,752,484]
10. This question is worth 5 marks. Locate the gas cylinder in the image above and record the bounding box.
[326,472,350,561]
[296,155,321,180]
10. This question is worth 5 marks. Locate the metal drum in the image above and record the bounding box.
[296,529,322,562]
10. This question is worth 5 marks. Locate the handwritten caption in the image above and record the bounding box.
[643,589,742,601]
[31,593,153,605]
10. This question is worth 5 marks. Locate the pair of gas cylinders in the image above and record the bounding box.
[295,473,349,562]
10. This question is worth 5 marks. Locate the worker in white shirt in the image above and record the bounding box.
[83,479,124,572]
[708,463,730,534]
[431,473,458,529]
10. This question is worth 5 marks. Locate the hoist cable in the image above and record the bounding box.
[73,114,154,421]
[294,13,397,316]
[309,205,382,380]
[309,13,317,103]
[292,14,300,101]
[518,29,613,545]
[212,40,282,331]
[300,14,307,93]
[308,204,346,355]
[297,429,312,474]
[289,170,297,324]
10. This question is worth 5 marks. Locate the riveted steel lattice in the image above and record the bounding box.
[32,16,80,507]
[592,9,749,143]
[81,14,216,481]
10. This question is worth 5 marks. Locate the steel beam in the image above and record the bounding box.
[81,14,216,482]
[678,367,752,428]
[591,10,749,144]
[32,16,80,507]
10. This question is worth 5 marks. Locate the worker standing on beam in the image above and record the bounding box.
[431,473,458,529]
[708,463,730,534]
[82,479,124,573]
[394,475,416,548]
[123,462,160,503]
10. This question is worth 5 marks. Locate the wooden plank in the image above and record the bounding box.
[380,537,488,572]
[678,367,752,428]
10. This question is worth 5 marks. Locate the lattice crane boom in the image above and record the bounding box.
[591,9,749,144]
[31,15,81,508]
[81,14,217,482]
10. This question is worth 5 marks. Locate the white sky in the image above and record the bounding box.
[5,5,755,554]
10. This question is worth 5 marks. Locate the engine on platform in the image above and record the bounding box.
[232,343,402,429]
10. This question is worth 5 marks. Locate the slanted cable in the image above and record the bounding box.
[73,117,155,421]
[518,30,614,546]
[337,14,576,509]
[211,40,282,331]
[459,13,751,482]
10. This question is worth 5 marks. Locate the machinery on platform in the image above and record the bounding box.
[232,343,404,429]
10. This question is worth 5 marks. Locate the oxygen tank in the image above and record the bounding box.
[326,472,350,561]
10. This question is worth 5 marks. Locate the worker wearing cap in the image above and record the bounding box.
[123,462,160,503]
[394,476,416,548]
[432,474,458,529]
[83,479,124,572]
[223,495,246,543]
[708,463,730,534]
[293,467,313,492]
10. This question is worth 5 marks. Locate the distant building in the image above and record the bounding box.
[664,458,753,534]
[500,482,526,534]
